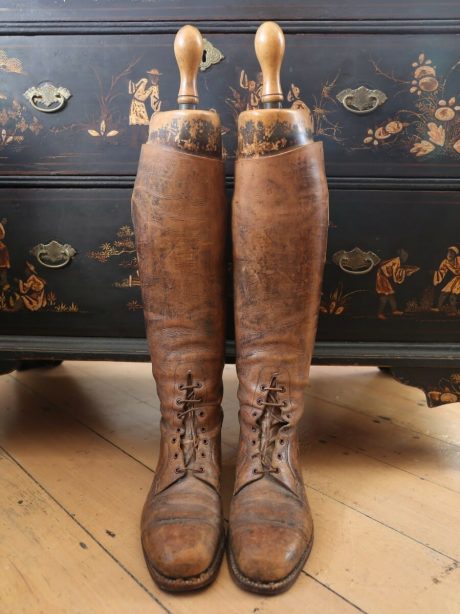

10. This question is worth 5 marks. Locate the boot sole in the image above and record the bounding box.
[142,531,226,593]
[228,532,313,595]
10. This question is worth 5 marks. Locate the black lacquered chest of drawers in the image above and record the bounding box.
[1,1,460,407]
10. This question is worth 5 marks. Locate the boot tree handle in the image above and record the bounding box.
[255,21,285,106]
[174,24,203,108]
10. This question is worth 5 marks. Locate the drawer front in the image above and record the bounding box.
[2,187,459,345]
[318,190,460,342]
[1,1,458,21]
[0,188,146,337]
[2,33,460,177]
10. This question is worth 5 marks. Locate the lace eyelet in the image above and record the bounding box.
[196,382,203,389]
[178,384,185,390]
[251,440,256,445]
[251,426,257,432]
[286,414,291,419]
[176,398,183,406]
[260,385,266,391]
[277,454,282,460]
[252,468,258,475]
[175,467,183,474]
[279,439,285,445]
[256,398,263,405]
[173,453,178,459]
[176,427,181,433]
[171,437,177,444]
[199,467,204,473]
[203,439,209,445]
[280,385,286,393]
[201,452,206,458]
[252,411,258,417]
[201,427,206,433]
[199,411,205,417]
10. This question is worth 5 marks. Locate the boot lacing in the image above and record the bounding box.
[175,371,205,474]
[252,374,290,476]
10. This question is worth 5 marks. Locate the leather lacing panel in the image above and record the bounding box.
[174,371,207,475]
[251,374,290,476]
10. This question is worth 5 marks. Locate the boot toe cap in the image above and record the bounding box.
[230,524,308,583]
[142,521,220,579]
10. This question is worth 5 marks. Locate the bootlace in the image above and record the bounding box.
[252,374,290,476]
[175,371,205,474]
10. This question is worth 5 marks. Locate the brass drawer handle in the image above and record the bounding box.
[23,81,71,113]
[31,241,76,269]
[333,247,381,275]
[336,86,387,115]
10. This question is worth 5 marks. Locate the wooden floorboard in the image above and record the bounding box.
[2,362,460,613]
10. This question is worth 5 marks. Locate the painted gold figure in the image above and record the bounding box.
[17,262,47,311]
[128,69,162,126]
[0,219,10,287]
[432,246,460,314]
[239,69,263,110]
[376,249,419,319]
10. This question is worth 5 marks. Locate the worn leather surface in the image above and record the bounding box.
[230,141,329,592]
[132,142,226,589]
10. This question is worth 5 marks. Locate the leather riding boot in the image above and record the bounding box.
[228,22,329,594]
[131,26,226,592]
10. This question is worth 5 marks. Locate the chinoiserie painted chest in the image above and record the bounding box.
[1,1,460,407]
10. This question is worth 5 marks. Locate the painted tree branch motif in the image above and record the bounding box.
[362,53,460,157]
[88,225,141,292]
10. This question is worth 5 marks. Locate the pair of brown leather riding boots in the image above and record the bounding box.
[131,22,328,595]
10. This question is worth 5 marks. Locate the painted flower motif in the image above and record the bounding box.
[434,97,460,121]
[385,120,404,134]
[410,140,435,156]
[363,120,406,146]
[363,127,391,145]
[453,140,460,153]
[363,128,379,145]
[410,53,438,95]
[427,122,445,146]
[88,119,119,138]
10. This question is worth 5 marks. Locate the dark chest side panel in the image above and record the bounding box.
[1,187,459,345]
[2,33,460,177]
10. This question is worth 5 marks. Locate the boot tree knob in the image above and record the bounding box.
[255,21,285,105]
[174,25,203,107]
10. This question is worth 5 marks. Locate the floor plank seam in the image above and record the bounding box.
[305,391,460,449]
[306,483,460,564]
[306,438,460,496]
[71,363,160,410]
[302,571,369,614]
[0,445,172,614]
[8,373,157,474]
